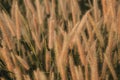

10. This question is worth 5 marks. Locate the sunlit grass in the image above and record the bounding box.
[0,0,120,80]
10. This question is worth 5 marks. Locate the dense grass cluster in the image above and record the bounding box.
[0,0,120,80]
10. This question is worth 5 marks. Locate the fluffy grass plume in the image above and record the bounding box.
[0,0,120,80]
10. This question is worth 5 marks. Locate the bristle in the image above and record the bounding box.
[3,11,15,37]
[36,0,43,25]
[45,50,51,72]
[15,1,21,40]
[44,0,50,15]
[48,18,55,49]
[69,54,77,80]
[0,47,14,72]
[76,37,86,66]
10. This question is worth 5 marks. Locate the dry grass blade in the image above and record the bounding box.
[88,14,104,47]
[58,0,68,20]
[71,0,81,25]
[117,5,120,36]
[58,35,68,80]
[24,0,35,14]
[93,0,99,22]
[101,0,109,24]
[108,0,116,20]
[86,21,94,43]
[34,68,47,80]
[33,70,39,80]
[36,0,43,25]
[45,50,51,72]
[76,36,86,66]
[104,53,118,80]
[14,67,22,80]
[49,72,54,80]
[58,59,67,80]
[51,0,56,18]
[11,0,15,19]
[89,41,99,80]
[15,55,30,70]
[23,75,31,80]
[0,17,13,50]
[3,11,15,37]
[75,66,84,80]
[73,10,90,37]
[81,31,89,52]
[44,0,50,15]
[31,30,41,51]
[0,47,14,72]
[10,52,22,80]
[101,25,117,79]
[102,0,116,26]
[15,1,21,40]
[48,18,55,49]
[54,32,63,73]
[69,54,77,80]
[85,61,89,80]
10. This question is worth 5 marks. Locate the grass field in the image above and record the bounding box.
[0,0,120,80]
